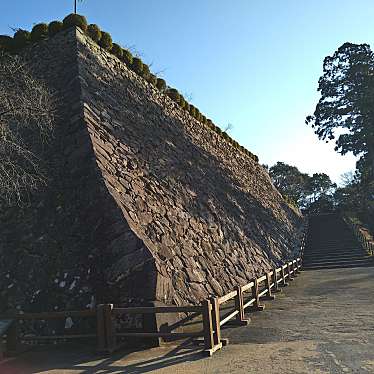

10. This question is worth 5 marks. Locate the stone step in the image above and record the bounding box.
[304,249,365,257]
[303,257,373,268]
[303,261,374,270]
[303,254,368,262]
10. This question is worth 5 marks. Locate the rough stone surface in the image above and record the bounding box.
[0,27,303,313]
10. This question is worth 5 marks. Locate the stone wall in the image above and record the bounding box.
[0,27,303,313]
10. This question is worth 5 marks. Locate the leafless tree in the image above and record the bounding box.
[0,52,56,205]
[223,123,233,132]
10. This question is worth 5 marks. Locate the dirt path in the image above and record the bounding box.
[2,266,374,374]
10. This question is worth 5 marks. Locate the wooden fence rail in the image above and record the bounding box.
[344,216,374,256]
[0,258,303,358]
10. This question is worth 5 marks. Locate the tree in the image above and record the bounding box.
[269,162,310,207]
[307,173,337,204]
[0,52,55,204]
[306,43,374,177]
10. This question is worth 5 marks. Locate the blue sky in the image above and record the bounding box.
[2,1,374,183]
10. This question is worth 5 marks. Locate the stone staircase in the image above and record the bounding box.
[303,213,373,270]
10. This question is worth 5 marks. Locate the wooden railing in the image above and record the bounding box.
[344,216,374,256]
[0,258,302,358]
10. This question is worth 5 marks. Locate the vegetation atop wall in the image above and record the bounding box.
[0,13,259,163]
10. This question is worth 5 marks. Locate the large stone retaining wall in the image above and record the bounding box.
[0,27,303,313]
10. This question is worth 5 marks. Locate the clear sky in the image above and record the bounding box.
[2,0,374,183]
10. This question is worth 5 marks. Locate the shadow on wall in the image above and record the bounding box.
[81,45,302,301]
[0,37,153,314]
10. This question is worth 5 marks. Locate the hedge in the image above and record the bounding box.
[62,13,88,32]
[111,43,123,59]
[99,31,112,50]
[0,35,13,52]
[87,24,101,42]
[30,23,48,42]
[13,30,30,49]
[122,49,133,66]
[156,78,166,91]
[48,21,63,36]
[131,57,143,75]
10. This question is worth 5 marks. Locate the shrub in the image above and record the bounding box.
[194,108,201,120]
[99,31,112,50]
[30,23,48,42]
[48,21,63,36]
[222,132,230,140]
[148,74,157,86]
[131,57,143,75]
[156,78,166,91]
[185,103,190,112]
[141,63,150,80]
[122,49,133,66]
[189,105,196,117]
[214,125,222,134]
[206,119,214,128]
[63,13,88,32]
[179,96,187,109]
[166,88,180,103]
[0,35,14,52]
[111,43,123,59]
[87,24,101,42]
[13,29,30,49]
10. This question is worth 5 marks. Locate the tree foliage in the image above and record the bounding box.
[0,53,56,204]
[269,162,336,211]
[306,42,374,174]
[269,162,309,207]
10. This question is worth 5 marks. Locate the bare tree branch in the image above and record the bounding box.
[0,52,56,205]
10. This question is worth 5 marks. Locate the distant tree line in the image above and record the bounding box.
[265,162,336,213]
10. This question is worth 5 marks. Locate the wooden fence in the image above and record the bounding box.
[0,258,302,358]
[344,216,374,255]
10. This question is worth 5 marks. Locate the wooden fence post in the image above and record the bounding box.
[96,305,106,353]
[202,299,222,356]
[104,304,115,353]
[210,297,226,347]
[296,259,301,272]
[287,262,294,281]
[6,320,19,355]
[272,268,282,293]
[233,286,250,325]
[97,304,115,354]
[262,272,275,300]
[202,299,214,352]
[292,261,298,277]
[250,278,265,311]
[281,266,289,287]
